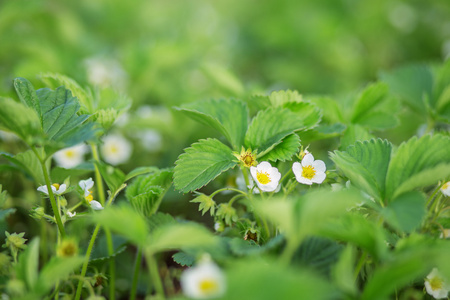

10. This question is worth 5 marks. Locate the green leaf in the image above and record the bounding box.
[89,235,127,263]
[331,139,392,202]
[293,237,343,276]
[382,191,426,233]
[125,169,173,216]
[0,185,8,207]
[16,237,40,291]
[259,133,301,162]
[147,223,217,254]
[175,98,248,150]
[174,138,237,193]
[332,245,357,296]
[50,162,95,183]
[245,107,307,157]
[310,96,345,124]
[95,162,126,193]
[38,72,94,114]
[35,256,84,296]
[385,134,450,199]
[172,252,195,267]
[320,214,387,261]
[92,204,149,246]
[95,108,119,129]
[225,260,333,300]
[379,64,433,114]
[282,101,322,129]
[0,208,16,222]
[228,238,261,256]
[268,90,303,106]
[13,77,42,123]
[148,212,176,232]
[125,166,159,182]
[0,97,42,143]
[1,150,48,185]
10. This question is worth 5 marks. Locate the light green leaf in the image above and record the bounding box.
[50,162,95,183]
[385,134,450,199]
[0,97,42,143]
[382,191,426,233]
[125,169,173,216]
[246,94,271,116]
[148,212,177,231]
[95,108,119,129]
[355,111,399,130]
[268,90,303,106]
[245,107,306,157]
[319,214,387,261]
[174,138,237,193]
[0,185,8,207]
[147,223,217,254]
[379,64,433,114]
[1,150,47,185]
[225,260,333,300]
[175,98,248,150]
[16,237,40,291]
[35,256,84,296]
[282,101,322,129]
[259,133,301,162]
[310,96,345,124]
[125,166,159,182]
[13,77,41,123]
[92,205,149,246]
[95,162,126,194]
[331,139,392,202]
[38,72,94,113]
[332,245,357,296]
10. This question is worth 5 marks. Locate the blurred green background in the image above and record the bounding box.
[0,0,449,214]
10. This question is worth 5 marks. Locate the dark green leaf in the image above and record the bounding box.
[13,78,41,123]
[175,98,248,150]
[172,252,195,267]
[382,191,426,233]
[95,162,126,193]
[50,162,95,183]
[174,138,237,193]
[148,212,176,231]
[0,208,16,222]
[1,150,48,185]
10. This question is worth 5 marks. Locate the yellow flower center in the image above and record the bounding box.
[442,182,449,190]
[429,277,443,291]
[65,150,75,158]
[199,279,219,294]
[256,171,271,185]
[85,194,93,202]
[52,183,60,190]
[302,165,316,180]
[110,145,119,154]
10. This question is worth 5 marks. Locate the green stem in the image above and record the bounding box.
[74,224,101,300]
[210,187,248,198]
[33,147,66,237]
[427,183,443,207]
[280,169,293,185]
[280,238,299,266]
[353,251,368,282]
[130,247,143,300]
[90,144,106,206]
[145,251,165,299]
[40,197,48,264]
[105,228,116,300]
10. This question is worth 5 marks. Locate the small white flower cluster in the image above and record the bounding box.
[181,257,225,299]
[441,181,450,197]
[37,183,67,195]
[248,151,326,193]
[53,144,88,169]
[100,134,132,166]
[425,268,450,299]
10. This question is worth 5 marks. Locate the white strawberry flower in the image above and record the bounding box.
[53,144,88,169]
[250,161,281,192]
[37,183,67,195]
[425,268,450,299]
[79,178,94,197]
[90,201,104,210]
[441,181,450,197]
[292,153,326,185]
[181,257,226,299]
[67,211,77,218]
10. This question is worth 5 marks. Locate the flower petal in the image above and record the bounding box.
[311,172,326,184]
[301,153,315,167]
[292,162,302,177]
[250,166,258,182]
[90,200,104,210]
[56,184,67,195]
[297,176,313,185]
[257,161,272,172]
[312,160,326,173]
[37,185,49,195]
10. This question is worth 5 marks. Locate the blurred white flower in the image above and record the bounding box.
[441,182,450,197]
[79,178,94,197]
[292,153,326,185]
[0,130,19,142]
[138,129,162,152]
[67,211,76,218]
[53,144,88,169]
[89,200,104,210]
[440,229,450,239]
[84,57,127,89]
[100,134,132,165]
[37,183,67,195]
[425,268,450,299]
[250,161,281,192]
[181,258,226,299]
